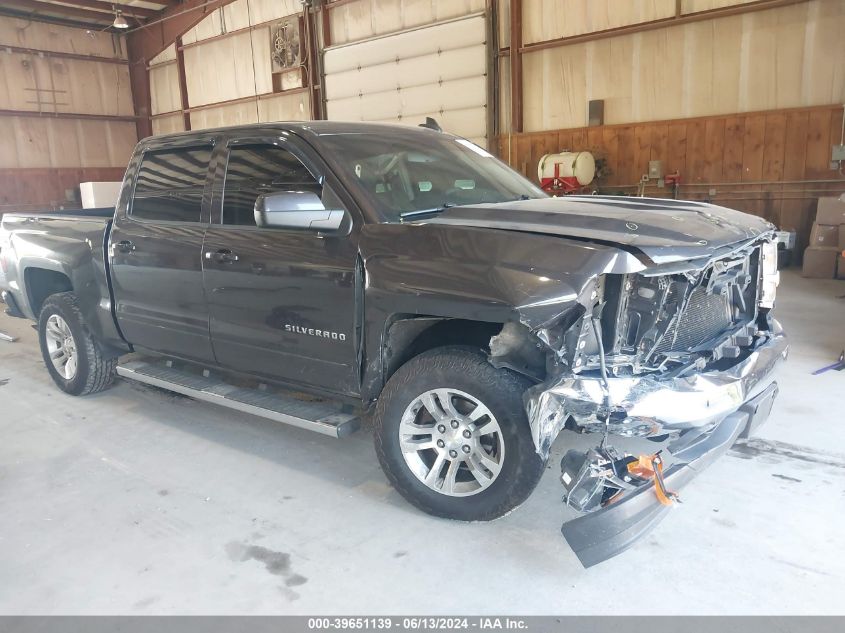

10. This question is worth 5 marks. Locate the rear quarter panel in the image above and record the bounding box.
[1,214,127,350]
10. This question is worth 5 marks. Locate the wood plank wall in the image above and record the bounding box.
[496,104,845,256]
[0,167,126,214]
[0,16,136,214]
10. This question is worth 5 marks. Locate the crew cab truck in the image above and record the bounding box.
[0,122,787,566]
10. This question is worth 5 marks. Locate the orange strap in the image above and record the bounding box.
[627,454,680,506]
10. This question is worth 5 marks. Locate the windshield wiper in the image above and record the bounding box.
[399,203,455,221]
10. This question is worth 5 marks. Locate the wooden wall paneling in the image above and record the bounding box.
[601,125,620,186]
[760,111,787,223]
[827,108,844,196]
[556,129,572,153]
[739,113,766,216]
[804,108,832,180]
[721,115,744,182]
[633,124,651,183]
[649,124,669,167]
[615,125,636,187]
[516,134,531,176]
[702,118,726,183]
[781,110,811,250]
[684,119,707,184]
[586,125,604,156]
[665,121,687,180]
[529,133,548,179]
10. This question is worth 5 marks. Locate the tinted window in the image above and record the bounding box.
[131,146,212,222]
[222,144,320,226]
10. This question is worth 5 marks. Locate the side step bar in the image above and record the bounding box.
[116,359,361,438]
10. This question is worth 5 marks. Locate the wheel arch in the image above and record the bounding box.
[385,316,502,380]
[24,266,73,317]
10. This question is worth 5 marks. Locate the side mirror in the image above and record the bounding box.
[254,191,347,234]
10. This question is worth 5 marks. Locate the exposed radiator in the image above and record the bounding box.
[654,287,733,353]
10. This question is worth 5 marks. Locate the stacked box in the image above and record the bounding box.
[803,196,845,279]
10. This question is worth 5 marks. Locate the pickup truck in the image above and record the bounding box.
[0,121,787,566]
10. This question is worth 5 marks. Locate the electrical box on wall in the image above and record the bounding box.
[588,100,604,127]
[832,144,845,161]
[648,160,663,179]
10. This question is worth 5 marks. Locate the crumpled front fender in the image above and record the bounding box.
[525,320,788,459]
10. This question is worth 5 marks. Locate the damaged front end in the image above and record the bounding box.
[493,237,787,567]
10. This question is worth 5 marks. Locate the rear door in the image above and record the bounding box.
[202,135,360,395]
[109,143,216,362]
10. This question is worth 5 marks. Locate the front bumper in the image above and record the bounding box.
[533,319,788,567]
[527,320,789,457]
[561,382,779,567]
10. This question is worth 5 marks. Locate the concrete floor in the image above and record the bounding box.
[0,270,844,615]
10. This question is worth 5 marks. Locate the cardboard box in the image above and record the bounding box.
[80,181,122,209]
[816,196,845,226]
[810,223,839,246]
[802,246,839,278]
[837,255,845,280]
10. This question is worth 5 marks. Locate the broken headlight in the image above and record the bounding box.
[758,239,779,309]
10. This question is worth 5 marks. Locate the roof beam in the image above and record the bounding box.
[31,1,159,20]
[127,0,237,139]
[3,0,116,23]
[0,6,104,29]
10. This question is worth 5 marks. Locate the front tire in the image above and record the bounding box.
[38,292,117,396]
[374,346,545,521]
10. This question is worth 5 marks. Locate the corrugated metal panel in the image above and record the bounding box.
[324,14,489,147]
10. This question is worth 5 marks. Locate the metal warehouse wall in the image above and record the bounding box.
[499,0,845,132]
[148,0,489,137]
[498,0,845,255]
[0,18,136,213]
[149,0,311,135]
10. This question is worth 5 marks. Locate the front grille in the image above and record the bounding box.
[653,287,732,353]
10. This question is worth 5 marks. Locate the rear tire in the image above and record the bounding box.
[374,346,545,521]
[38,292,117,396]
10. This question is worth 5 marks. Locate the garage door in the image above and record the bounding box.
[323,14,489,147]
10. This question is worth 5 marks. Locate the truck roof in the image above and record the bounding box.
[142,120,449,146]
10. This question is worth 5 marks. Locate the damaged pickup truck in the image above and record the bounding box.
[0,122,786,565]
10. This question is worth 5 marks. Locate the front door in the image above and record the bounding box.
[109,143,215,362]
[202,139,359,395]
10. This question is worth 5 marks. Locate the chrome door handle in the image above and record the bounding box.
[205,249,239,263]
[115,240,135,253]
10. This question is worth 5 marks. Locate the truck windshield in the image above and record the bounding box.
[317,132,546,222]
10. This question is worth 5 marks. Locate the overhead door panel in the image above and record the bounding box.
[324,14,489,147]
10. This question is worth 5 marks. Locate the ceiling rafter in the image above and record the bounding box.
[0,6,104,29]
[4,0,120,24]
[33,1,160,20]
